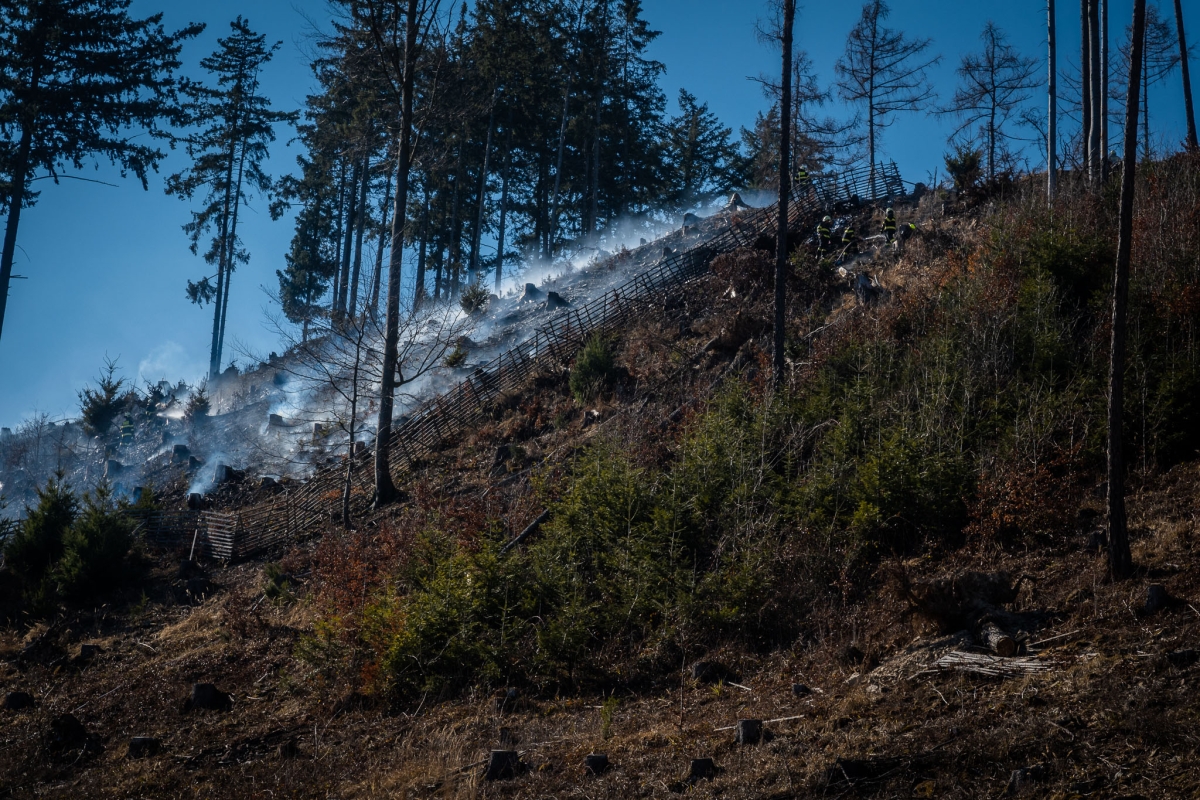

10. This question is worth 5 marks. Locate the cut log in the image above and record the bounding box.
[980,622,1017,657]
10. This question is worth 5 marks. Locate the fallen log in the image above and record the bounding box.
[979,622,1017,657]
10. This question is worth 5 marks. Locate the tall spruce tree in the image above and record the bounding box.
[662,89,745,210]
[0,1,201,344]
[166,17,295,380]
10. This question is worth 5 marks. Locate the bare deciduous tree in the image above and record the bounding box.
[835,0,939,194]
[263,301,466,526]
[943,23,1041,183]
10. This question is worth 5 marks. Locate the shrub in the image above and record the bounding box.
[460,282,490,315]
[443,342,467,368]
[569,335,616,403]
[4,473,76,586]
[54,482,136,601]
[186,381,211,427]
[944,145,982,191]
[78,356,126,436]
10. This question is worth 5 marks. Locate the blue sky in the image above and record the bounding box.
[1,0,1197,429]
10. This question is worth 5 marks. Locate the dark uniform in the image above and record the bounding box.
[883,208,897,242]
[817,216,833,254]
[120,417,134,447]
[795,165,811,186]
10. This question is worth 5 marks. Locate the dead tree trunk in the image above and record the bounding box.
[1082,0,1092,178]
[1088,0,1102,184]
[1108,0,1146,581]
[1101,0,1109,176]
[1049,0,1058,200]
[1174,0,1198,150]
[773,0,795,388]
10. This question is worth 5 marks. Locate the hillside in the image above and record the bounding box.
[4,154,1200,798]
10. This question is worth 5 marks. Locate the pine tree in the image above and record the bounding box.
[0,1,202,343]
[78,356,127,437]
[166,17,295,380]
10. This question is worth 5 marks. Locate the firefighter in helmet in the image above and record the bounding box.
[816,215,833,255]
[882,207,897,242]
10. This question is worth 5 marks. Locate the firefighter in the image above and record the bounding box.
[120,415,134,447]
[795,164,811,186]
[841,222,857,251]
[816,215,833,255]
[882,207,897,242]
[898,221,918,245]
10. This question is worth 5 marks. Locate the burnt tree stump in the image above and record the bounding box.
[484,749,521,781]
[736,719,763,745]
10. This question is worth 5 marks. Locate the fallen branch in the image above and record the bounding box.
[499,509,550,556]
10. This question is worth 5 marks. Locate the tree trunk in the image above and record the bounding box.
[1175,0,1198,150]
[209,132,238,379]
[217,130,250,373]
[0,124,33,344]
[469,93,497,285]
[448,143,463,297]
[548,78,571,259]
[349,154,369,316]
[370,168,391,317]
[1143,46,1150,158]
[338,159,360,321]
[495,116,512,294]
[1049,0,1058,200]
[414,193,428,306]
[1108,0,1146,581]
[374,0,420,508]
[773,0,795,389]
[342,331,362,527]
[1082,0,1092,178]
[1101,0,1109,175]
[331,164,346,320]
[1088,0,1102,184]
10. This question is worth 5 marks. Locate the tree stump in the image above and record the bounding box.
[1144,584,1174,615]
[188,683,232,711]
[584,753,609,775]
[484,749,521,781]
[687,757,717,783]
[127,736,161,758]
[736,719,763,745]
[4,691,34,711]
